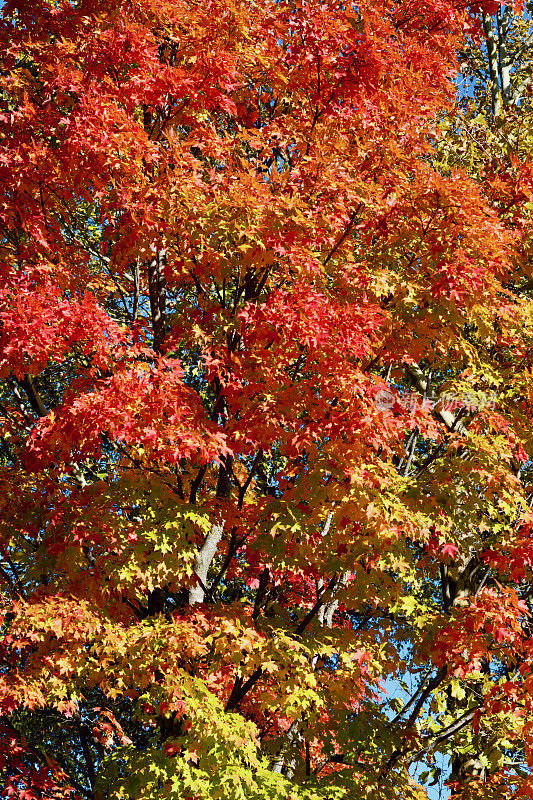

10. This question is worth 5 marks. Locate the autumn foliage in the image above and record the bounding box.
[2,0,533,798]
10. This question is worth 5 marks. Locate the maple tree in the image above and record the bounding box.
[2,0,533,798]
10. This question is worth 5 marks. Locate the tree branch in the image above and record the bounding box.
[323,205,361,267]
[295,573,338,636]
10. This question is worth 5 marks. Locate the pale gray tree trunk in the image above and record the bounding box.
[483,12,502,116]
[497,5,512,107]
[189,456,233,605]
[188,520,225,605]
